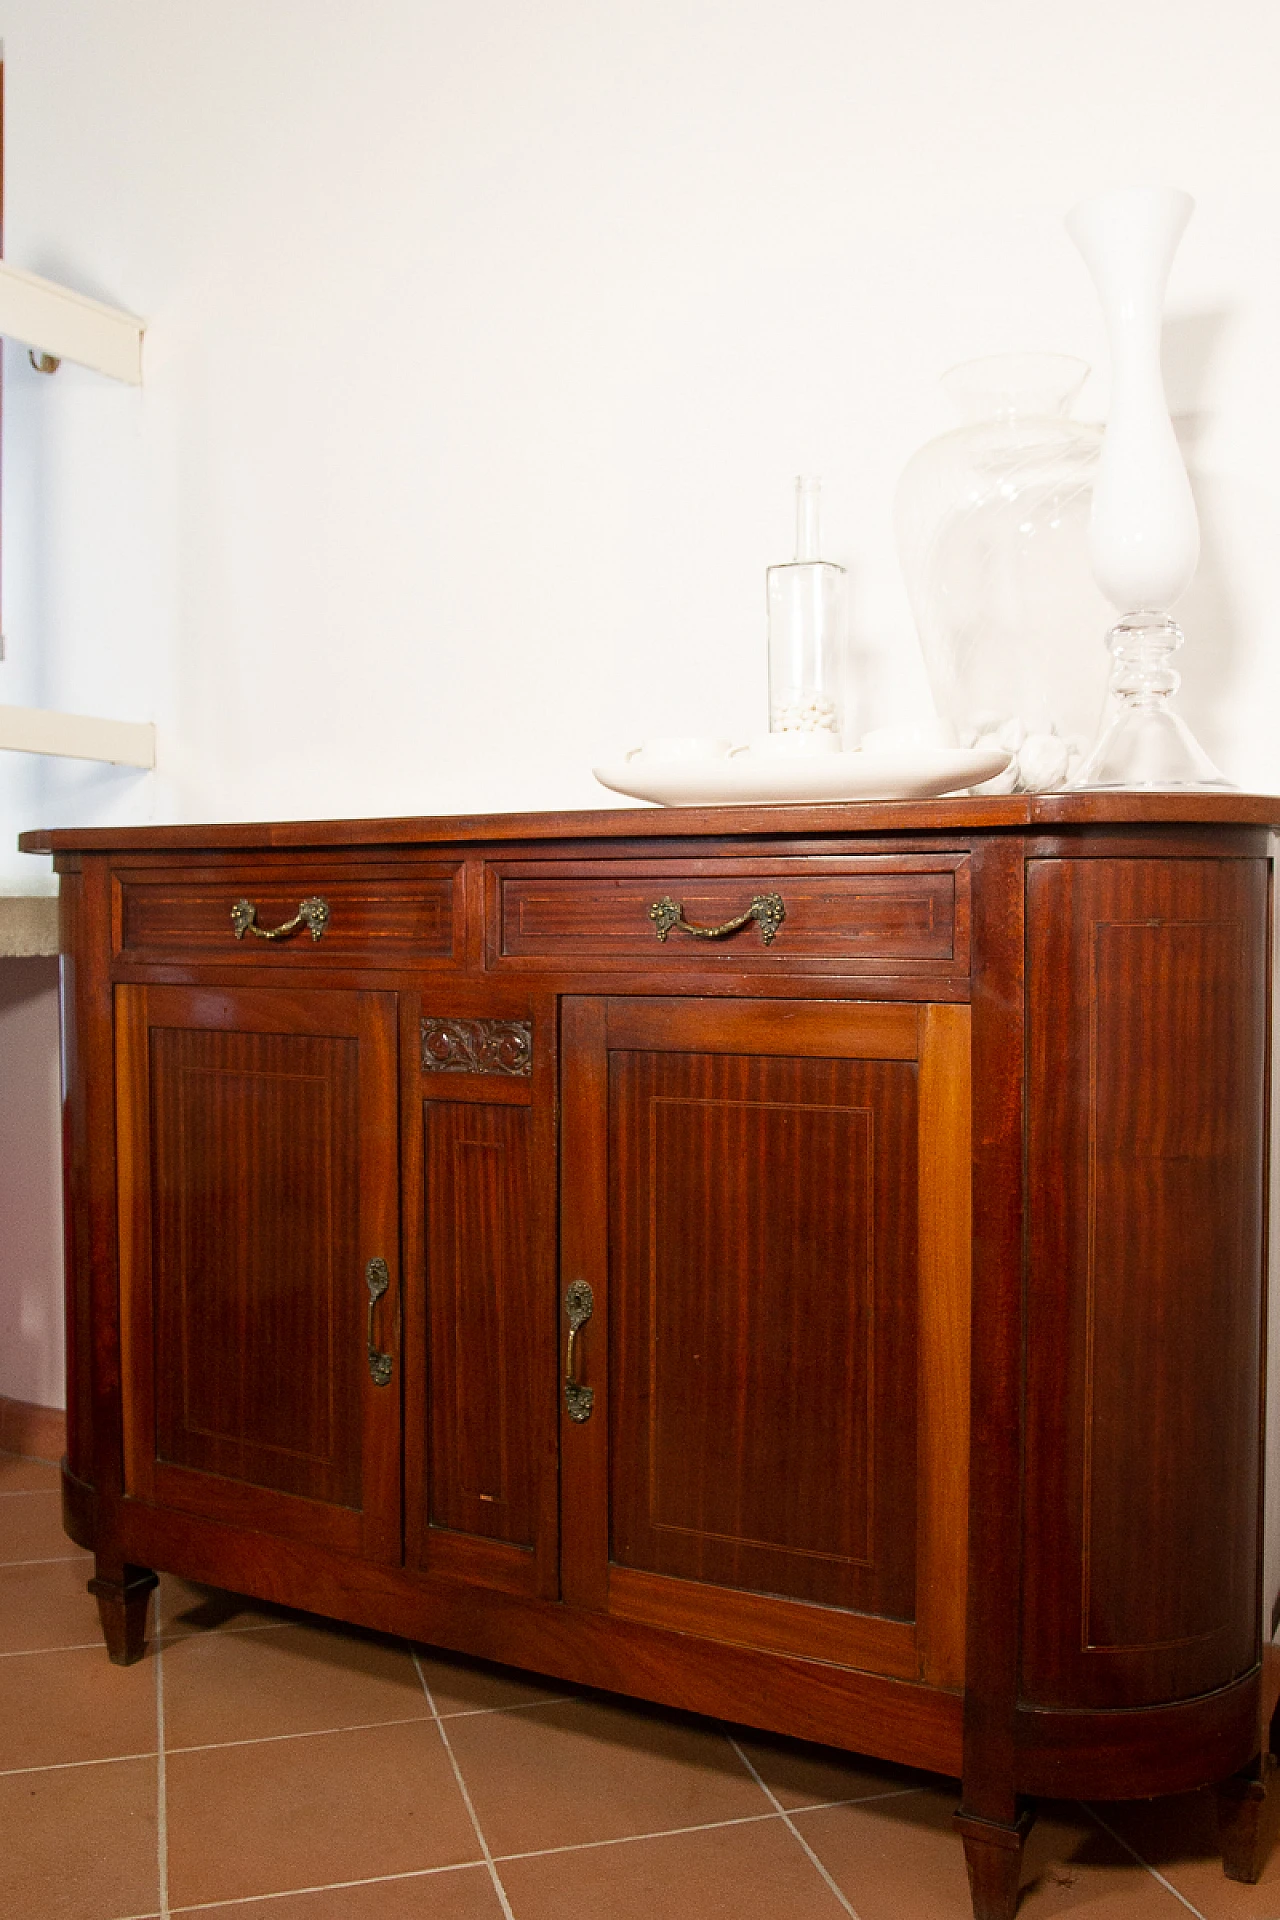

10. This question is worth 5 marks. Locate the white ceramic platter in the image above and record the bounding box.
[591,746,1012,808]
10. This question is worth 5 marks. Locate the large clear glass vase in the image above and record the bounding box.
[894,354,1114,792]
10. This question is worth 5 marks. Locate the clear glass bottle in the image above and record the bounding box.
[767,477,845,739]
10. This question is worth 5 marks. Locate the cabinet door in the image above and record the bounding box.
[404,1000,560,1600]
[560,996,970,1687]
[116,983,401,1563]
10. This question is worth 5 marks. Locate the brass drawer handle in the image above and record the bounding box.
[648,892,786,946]
[231,896,330,942]
[564,1280,594,1422]
[366,1257,393,1387]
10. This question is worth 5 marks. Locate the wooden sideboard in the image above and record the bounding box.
[20,792,1280,1920]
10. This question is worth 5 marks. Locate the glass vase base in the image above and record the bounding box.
[1071,704,1231,790]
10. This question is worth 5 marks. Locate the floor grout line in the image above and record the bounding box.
[727,1734,867,1919]
[487,1782,932,1868]
[156,1626,171,1920]
[0,1639,106,1657]
[413,1648,517,1920]
[165,1860,485,1913]
[1080,1803,1209,1917]
[494,1807,785,1866]
[0,1749,158,1779]
[166,1712,434,1758]
[0,1552,93,1568]
[429,1690,580,1722]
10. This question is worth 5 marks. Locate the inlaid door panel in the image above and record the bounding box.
[609,1046,917,1617]
[1022,857,1268,1709]
[405,997,560,1600]
[560,996,971,1685]
[116,984,401,1562]
[425,1103,538,1550]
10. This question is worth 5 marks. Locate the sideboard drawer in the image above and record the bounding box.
[114,864,462,966]
[489,856,969,973]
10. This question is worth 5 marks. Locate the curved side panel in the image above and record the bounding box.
[57,866,97,1499]
[1016,1667,1261,1800]
[1022,857,1267,1711]
[61,1461,96,1553]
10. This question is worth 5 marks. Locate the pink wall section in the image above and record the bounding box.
[0,957,65,1410]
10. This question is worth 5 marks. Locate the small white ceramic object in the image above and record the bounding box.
[591,744,1012,808]
[624,736,733,764]
[732,731,843,758]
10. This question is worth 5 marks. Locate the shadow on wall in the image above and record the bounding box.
[0,957,65,1411]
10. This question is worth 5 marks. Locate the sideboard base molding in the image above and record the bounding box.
[105,1481,965,1775]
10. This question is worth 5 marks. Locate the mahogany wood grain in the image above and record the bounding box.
[88,1566,159,1667]
[605,1565,920,1677]
[915,1003,971,1693]
[110,954,973,1006]
[1215,1647,1280,1883]
[558,996,611,1612]
[115,983,401,1563]
[1022,858,1267,1710]
[491,855,968,976]
[1014,1670,1261,1799]
[20,789,1280,859]
[604,995,919,1060]
[57,869,96,1501]
[114,864,460,966]
[112,1496,965,1775]
[606,1038,919,1619]
[955,1808,1033,1920]
[403,986,560,1598]
[958,838,1028,1833]
[32,802,1280,1920]
[72,856,133,1544]
[424,1101,538,1547]
[61,1464,95,1553]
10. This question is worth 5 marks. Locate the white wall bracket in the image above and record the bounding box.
[0,264,152,766]
[0,704,154,768]
[0,259,143,385]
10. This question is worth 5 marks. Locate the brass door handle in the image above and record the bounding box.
[231,896,330,942]
[564,1280,594,1422]
[648,892,785,946]
[366,1258,393,1387]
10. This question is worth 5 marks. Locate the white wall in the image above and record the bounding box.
[1,0,1278,1602]
[0,958,62,1408]
[3,0,1280,888]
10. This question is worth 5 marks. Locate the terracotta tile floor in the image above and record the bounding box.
[3,1447,1275,1919]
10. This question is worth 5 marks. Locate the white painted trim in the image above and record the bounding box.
[0,704,154,767]
[0,260,143,384]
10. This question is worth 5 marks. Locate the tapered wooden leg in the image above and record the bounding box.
[955,1807,1035,1920]
[1218,1650,1280,1882]
[88,1564,158,1665]
[1217,1748,1280,1885]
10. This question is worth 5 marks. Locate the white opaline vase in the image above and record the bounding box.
[1066,186,1227,788]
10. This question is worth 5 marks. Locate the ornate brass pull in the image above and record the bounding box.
[564,1280,594,1422]
[648,892,786,946]
[231,896,330,942]
[366,1257,393,1387]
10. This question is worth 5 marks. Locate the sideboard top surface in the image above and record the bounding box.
[18,791,1280,857]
